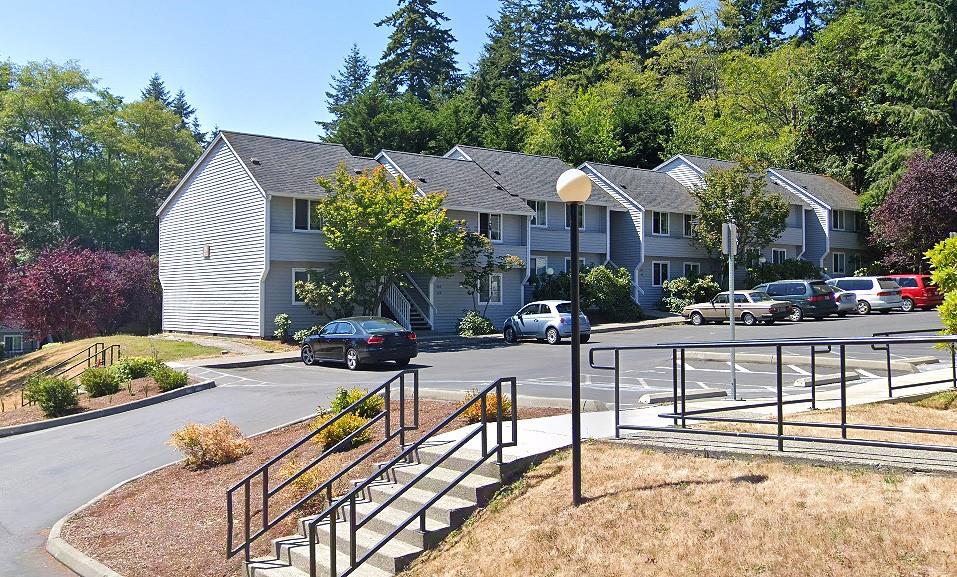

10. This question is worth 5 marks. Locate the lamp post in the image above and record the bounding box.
[557,168,592,507]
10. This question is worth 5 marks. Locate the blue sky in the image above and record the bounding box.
[2,0,501,141]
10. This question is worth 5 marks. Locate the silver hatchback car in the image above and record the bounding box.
[503,300,592,344]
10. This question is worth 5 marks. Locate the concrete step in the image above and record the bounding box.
[411,444,506,479]
[248,545,390,577]
[272,534,398,577]
[300,500,452,550]
[385,461,502,503]
[364,479,477,526]
[312,516,424,574]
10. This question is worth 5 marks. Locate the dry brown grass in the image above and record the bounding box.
[403,443,957,577]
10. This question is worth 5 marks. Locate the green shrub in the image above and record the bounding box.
[24,377,79,417]
[584,265,643,322]
[274,313,292,342]
[458,310,496,336]
[152,365,189,392]
[168,418,252,469]
[294,325,323,344]
[659,275,722,313]
[112,356,162,381]
[328,386,384,419]
[745,258,822,288]
[80,367,121,398]
[312,412,372,451]
[927,237,957,335]
[461,390,513,424]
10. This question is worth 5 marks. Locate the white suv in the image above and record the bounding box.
[827,276,904,314]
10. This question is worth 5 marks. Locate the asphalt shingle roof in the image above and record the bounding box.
[585,162,698,212]
[379,150,534,215]
[454,146,625,210]
[772,168,861,210]
[679,155,807,206]
[221,131,381,198]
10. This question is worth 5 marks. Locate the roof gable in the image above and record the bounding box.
[661,155,808,207]
[585,162,698,213]
[770,168,860,210]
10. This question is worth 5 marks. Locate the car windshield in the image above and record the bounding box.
[358,318,406,333]
[749,292,772,301]
[878,278,900,290]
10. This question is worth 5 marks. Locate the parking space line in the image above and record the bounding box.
[789,365,810,375]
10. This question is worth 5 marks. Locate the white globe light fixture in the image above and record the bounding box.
[556,168,593,204]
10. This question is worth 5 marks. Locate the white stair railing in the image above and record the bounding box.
[385,283,412,330]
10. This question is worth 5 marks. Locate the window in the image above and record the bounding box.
[479,213,502,242]
[771,248,787,264]
[479,273,503,304]
[518,304,541,316]
[292,268,322,303]
[683,262,701,277]
[652,261,670,286]
[528,200,547,227]
[564,204,585,230]
[848,253,863,273]
[713,293,729,304]
[832,209,858,232]
[294,199,322,231]
[335,321,357,335]
[896,277,918,288]
[564,257,586,273]
[529,255,548,276]
[4,335,22,353]
[836,278,872,291]
[832,252,846,274]
[651,211,669,236]
[683,214,697,237]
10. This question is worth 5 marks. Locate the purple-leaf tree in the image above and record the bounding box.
[871,151,957,272]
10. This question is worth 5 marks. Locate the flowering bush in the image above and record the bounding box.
[458,310,496,336]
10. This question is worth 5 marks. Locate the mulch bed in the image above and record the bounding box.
[61,400,565,577]
[0,376,201,428]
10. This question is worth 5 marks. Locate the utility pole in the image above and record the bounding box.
[723,221,738,400]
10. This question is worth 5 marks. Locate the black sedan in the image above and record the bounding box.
[300,316,417,370]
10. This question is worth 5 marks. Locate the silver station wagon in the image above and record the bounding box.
[503,300,592,344]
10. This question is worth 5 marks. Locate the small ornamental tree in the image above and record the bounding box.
[459,232,524,314]
[871,151,957,273]
[301,165,465,316]
[691,163,790,264]
[926,237,957,335]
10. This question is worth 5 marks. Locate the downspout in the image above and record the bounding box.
[604,206,611,265]
[522,214,531,306]
[259,195,272,337]
[797,206,807,260]
[821,209,831,269]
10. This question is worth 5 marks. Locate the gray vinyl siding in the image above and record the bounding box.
[803,209,827,266]
[642,211,711,258]
[158,139,265,336]
[262,261,337,335]
[428,268,525,333]
[786,204,803,228]
[829,229,864,250]
[450,209,528,259]
[269,196,338,261]
[529,201,607,255]
[636,256,722,309]
[609,209,642,270]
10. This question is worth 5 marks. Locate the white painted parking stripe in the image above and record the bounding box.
[789,365,810,375]
[733,363,752,373]
[856,369,879,378]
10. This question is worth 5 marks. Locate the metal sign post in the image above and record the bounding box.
[723,222,738,400]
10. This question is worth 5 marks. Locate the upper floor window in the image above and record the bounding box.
[528,200,547,227]
[651,211,669,236]
[832,210,859,232]
[294,199,322,231]
[479,213,503,242]
[565,204,585,230]
[683,214,697,237]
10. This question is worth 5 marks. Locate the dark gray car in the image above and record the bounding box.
[751,280,838,321]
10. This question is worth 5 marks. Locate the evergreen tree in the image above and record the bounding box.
[141,73,170,105]
[169,89,207,145]
[375,0,460,101]
[319,44,371,136]
[527,0,593,77]
[786,0,833,43]
[720,0,791,52]
[586,0,683,61]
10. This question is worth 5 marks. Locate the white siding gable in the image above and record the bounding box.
[158,139,267,336]
[656,157,704,189]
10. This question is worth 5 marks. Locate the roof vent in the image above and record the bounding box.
[250,157,261,165]
[418,177,427,183]
[493,170,501,175]
[495,185,504,190]
[621,184,628,189]
[354,170,362,175]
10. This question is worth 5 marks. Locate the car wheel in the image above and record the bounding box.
[741,312,757,326]
[901,298,915,312]
[545,327,561,345]
[503,326,518,343]
[689,312,705,326]
[837,312,848,317]
[395,358,411,368]
[856,300,871,315]
[580,334,591,343]
[788,307,804,322]
[301,345,317,366]
[345,348,361,371]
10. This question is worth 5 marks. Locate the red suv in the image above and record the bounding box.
[886,274,942,312]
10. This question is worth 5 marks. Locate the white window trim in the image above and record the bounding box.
[530,254,548,276]
[4,334,23,353]
[293,198,323,233]
[682,213,696,238]
[651,211,670,236]
[832,209,847,232]
[652,261,670,287]
[528,200,548,228]
[478,273,504,305]
[564,257,587,273]
[771,248,787,264]
[832,251,846,274]
[479,212,504,243]
[683,262,701,277]
[564,203,586,230]
[291,268,323,305]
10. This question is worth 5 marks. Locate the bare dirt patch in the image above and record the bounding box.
[403,442,957,577]
[0,376,201,428]
[61,401,565,577]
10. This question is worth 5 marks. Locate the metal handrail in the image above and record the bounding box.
[41,342,106,377]
[53,345,121,381]
[402,273,436,326]
[22,343,120,406]
[870,327,952,397]
[226,370,419,561]
[589,334,957,454]
[307,376,518,577]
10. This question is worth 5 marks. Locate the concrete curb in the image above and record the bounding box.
[0,380,216,439]
[591,318,685,334]
[639,390,727,404]
[45,411,318,577]
[183,356,300,369]
[794,372,859,387]
[417,387,606,412]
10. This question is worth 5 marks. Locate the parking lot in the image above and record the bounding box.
[195,309,948,408]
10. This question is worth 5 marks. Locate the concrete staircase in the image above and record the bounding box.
[247,446,513,577]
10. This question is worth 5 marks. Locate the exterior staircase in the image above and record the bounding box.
[247,446,509,577]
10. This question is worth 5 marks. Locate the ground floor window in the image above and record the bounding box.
[479,273,503,305]
[3,335,22,353]
[772,248,787,264]
[564,257,586,273]
[832,252,846,275]
[652,261,670,286]
[683,262,700,277]
[292,268,323,303]
[529,255,548,276]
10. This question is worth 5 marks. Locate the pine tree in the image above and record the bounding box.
[374,0,460,101]
[786,0,833,43]
[169,89,206,144]
[141,73,170,105]
[587,0,682,60]
[720,0,792,52]
[527,0,593,78]
[318,44,371,136]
